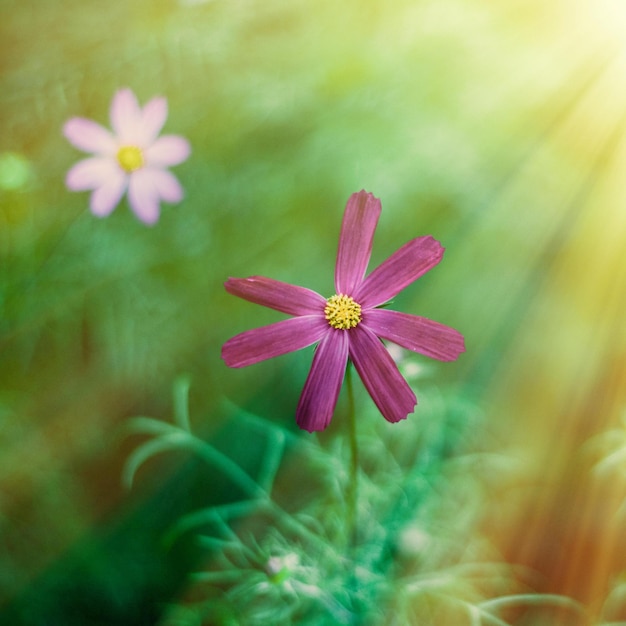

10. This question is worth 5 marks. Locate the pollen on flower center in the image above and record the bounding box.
[324,294,362,330]
[116,145,144,172]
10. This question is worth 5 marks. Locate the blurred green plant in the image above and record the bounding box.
[124,375,584,625]
[0,152,33,192]
[588,411,626,477]
[596,575,626,626]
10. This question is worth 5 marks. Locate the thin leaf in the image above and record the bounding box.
[171,500,261,538]
[257,429,286,493]
[478,593,584,614]
[122,433,192,489]
[190,570,248,584]
[124,415,181,437]
[173,374,192,431]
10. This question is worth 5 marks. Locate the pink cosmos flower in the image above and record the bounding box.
[63,88,190,225]
[222,190,465,432]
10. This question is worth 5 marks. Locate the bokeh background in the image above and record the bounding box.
[2,0,626,624]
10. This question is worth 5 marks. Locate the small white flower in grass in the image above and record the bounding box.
[265,552,300,584]
[396,525,431,558]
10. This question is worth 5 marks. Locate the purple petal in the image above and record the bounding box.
[335,190,381,295]
[363,309,465,361]
[296,330,349,432]
[222,316,328,368]
[225,277,326,316]
[63,118,116,155]
[127,169,161,225]
[89,172,127,217]
[145,135,191,167]
[140,96,168,144]
[110,88,143,143]
[65,157,122,191]
[349,325,417,423]
[153,169,184,203]
[355,236,444,308]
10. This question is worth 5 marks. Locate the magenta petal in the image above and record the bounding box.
[63,118,116,155]
[335,190,381,295]
[364,309,465,362]
[110,88,142,143]
[225,277,326,316]
[349,325,417,423]
[355,236,444,308]
[296,330,349,432]
[145,135,190,167]
[222,316,328,368]
[128,169,161,225]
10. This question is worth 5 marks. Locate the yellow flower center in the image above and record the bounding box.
[116,145,144,173]
[324,294,362,330]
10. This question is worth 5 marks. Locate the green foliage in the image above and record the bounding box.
[122,378,584,625]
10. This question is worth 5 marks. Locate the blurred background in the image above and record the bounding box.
[2,0,626,624]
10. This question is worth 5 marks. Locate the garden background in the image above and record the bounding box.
[2,0,626,624]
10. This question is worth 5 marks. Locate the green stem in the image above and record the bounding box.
[346,362,358,551]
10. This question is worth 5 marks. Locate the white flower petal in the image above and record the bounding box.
[63,118,116,155]
[153,169,184,203]
[128,169,161,225]
[110,88,142,143]
[140,96,168,144]
[65,157,120,191]
[145,135,191,167]
[89,172,127,217]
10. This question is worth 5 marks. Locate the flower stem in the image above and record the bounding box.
[346,362,358,551]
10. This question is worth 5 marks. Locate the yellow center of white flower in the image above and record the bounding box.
[116,146,144,172]
[324,294,362,330]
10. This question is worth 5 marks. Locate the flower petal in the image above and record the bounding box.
[63,118,116,155]
[296,330,349,432]
[363,309,465,361]
[65,157,122,191]
[127,169,161,225]
[153,169,184,204]
[110,88,143,143]
[355,236,444,308]
[140,96,168,144]
[335,190,381,295]
[222,316,328,368]
[89,171,127,217]
[349,324,417,423]
[225,277,326,316]
[145,135,191,167]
